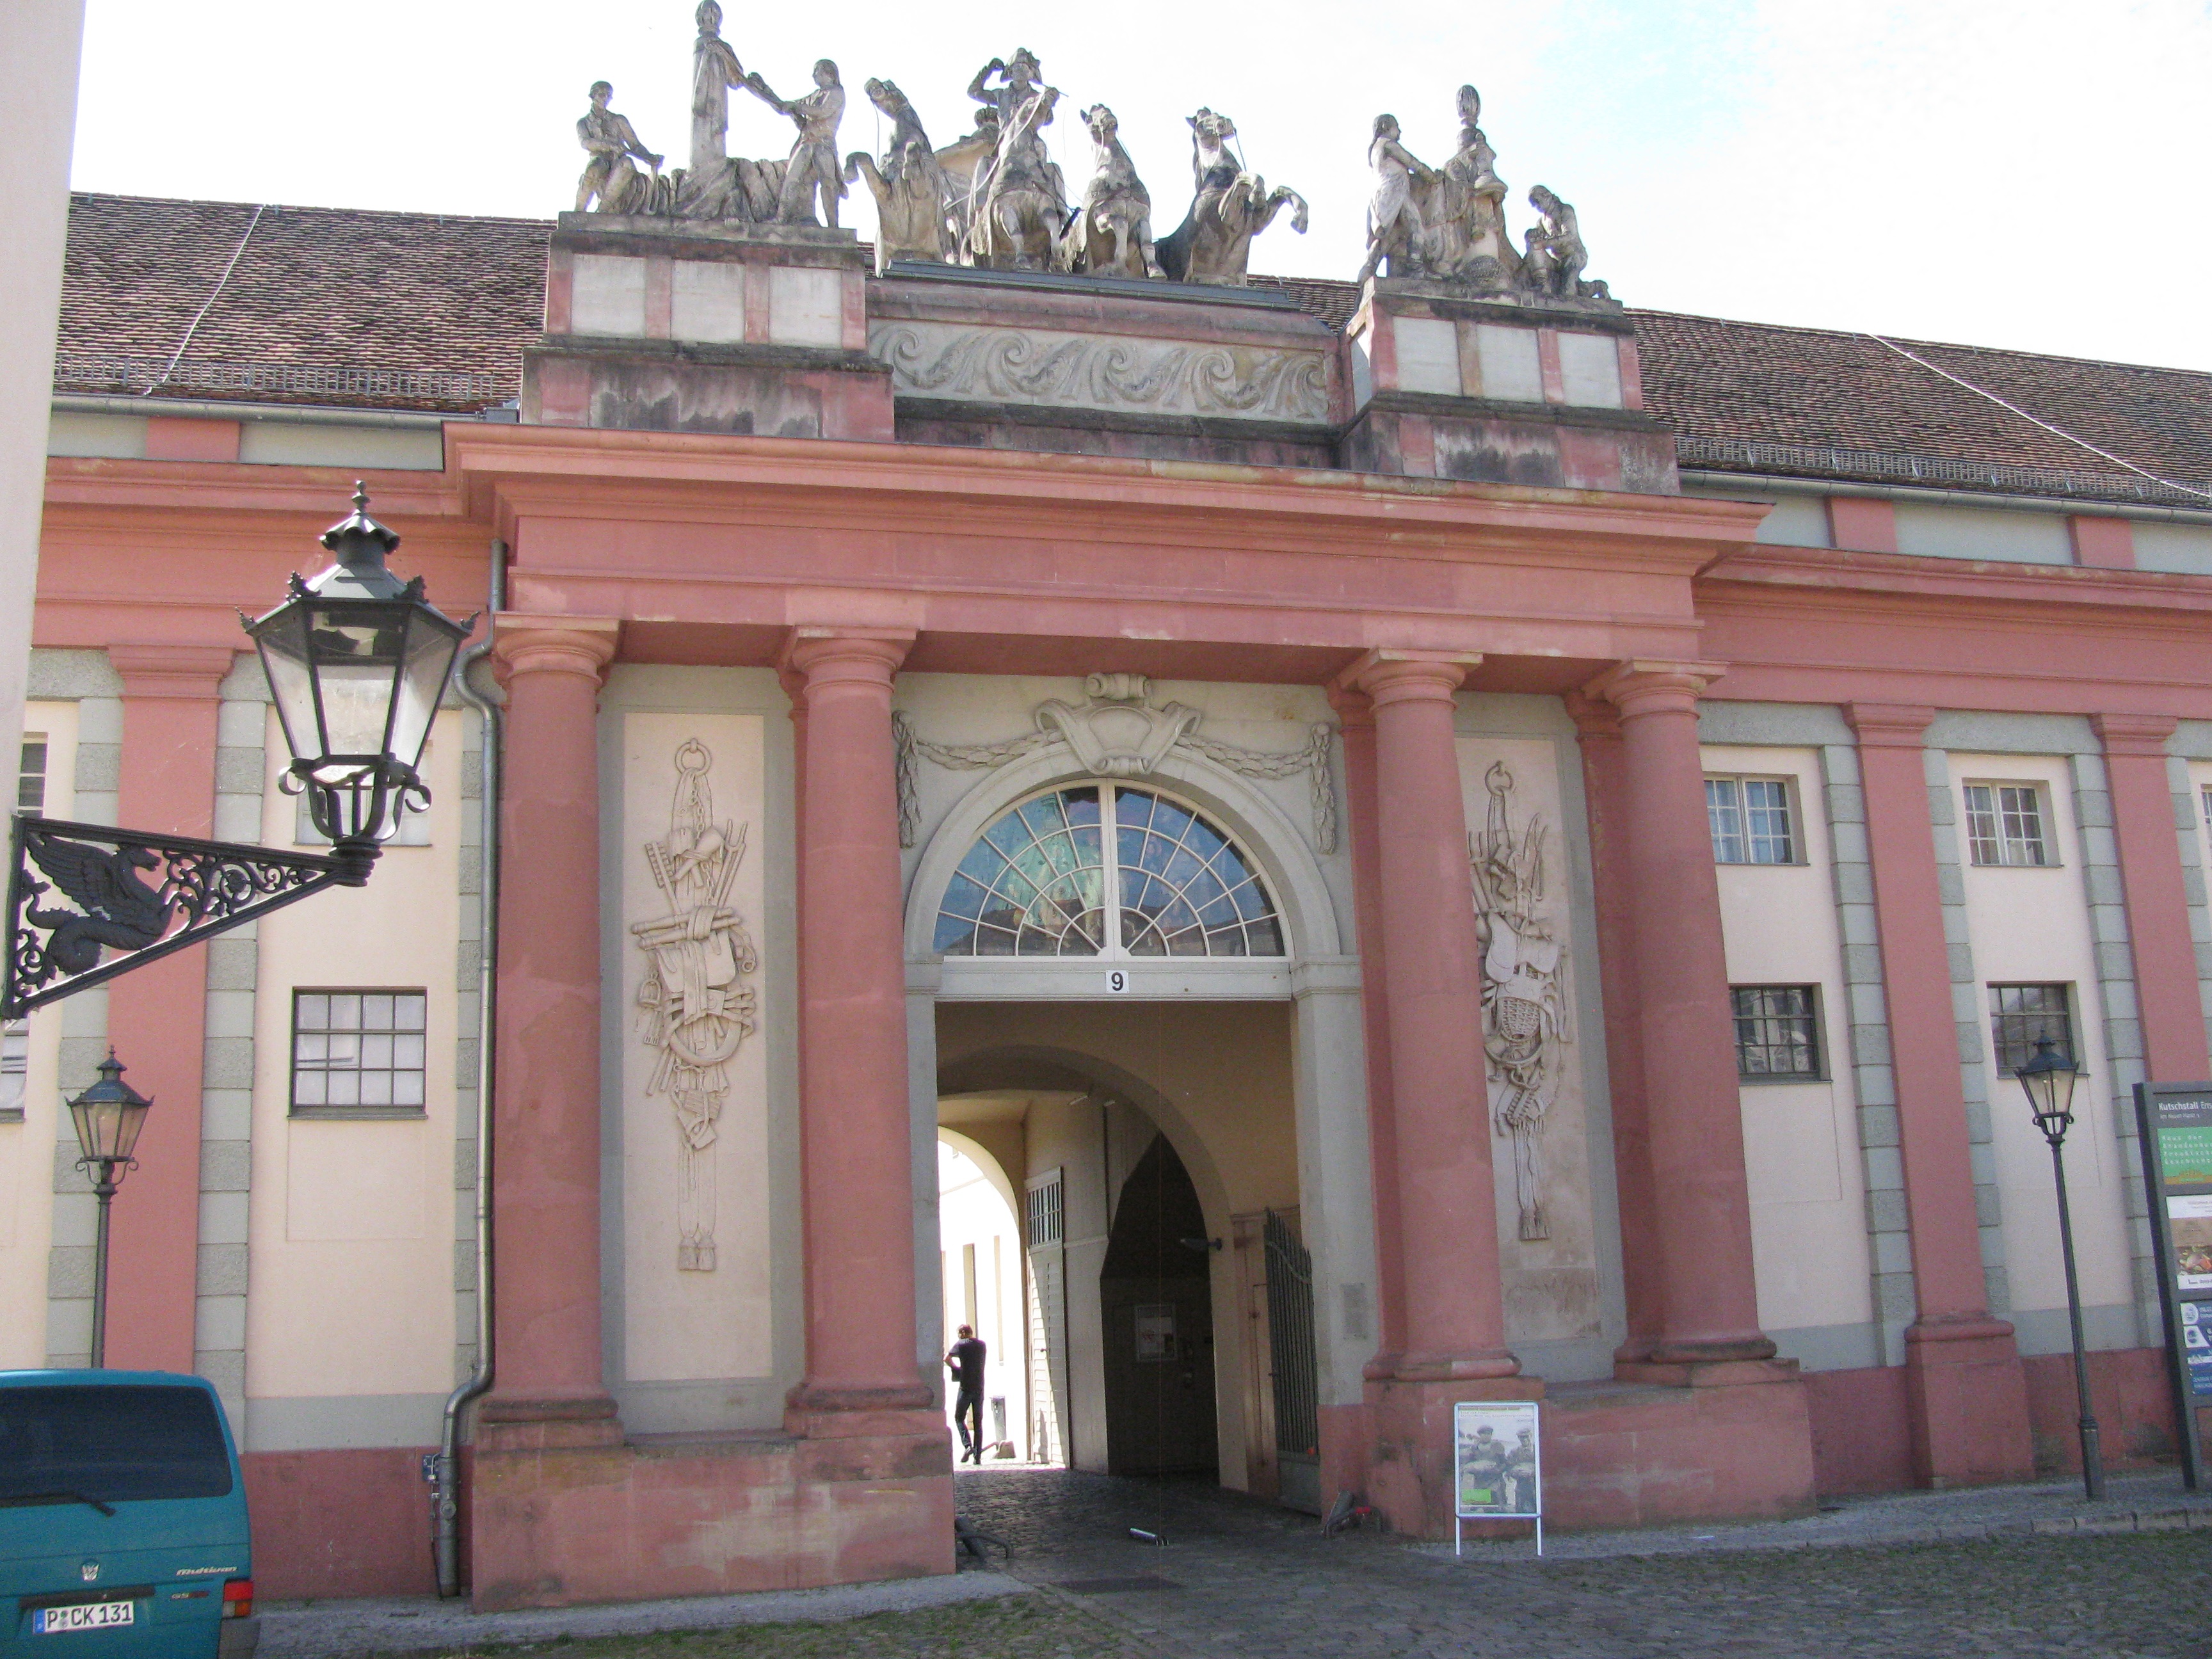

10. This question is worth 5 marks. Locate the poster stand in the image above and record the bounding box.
[2131,1082,2212,1491]
[1452,1399,1543,1558]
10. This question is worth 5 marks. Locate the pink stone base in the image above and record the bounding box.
[1535,1370,1815,1531]
[1361,1375,1546,1539]
[1905,1324,2035,1486]
[468,1420,954,1611]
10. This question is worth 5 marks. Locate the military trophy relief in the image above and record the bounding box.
[631,739,760,1273]
[1469,761,1573,1244]
[893,675,1337,854]
[1360,84,1617,309]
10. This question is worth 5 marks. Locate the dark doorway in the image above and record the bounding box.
[1099,1134,1219,1477]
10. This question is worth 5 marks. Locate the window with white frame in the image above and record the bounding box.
[1025,1171,1064,1249]
[0,1021,26,1121]
[291,990,428,1114]
[1963,783,2051,867]
[1987,982,2076,1076]
[934,785,1284,958]
[1731,985,1823,1080]
[1706,775,1796,864]
[19,738,47,813]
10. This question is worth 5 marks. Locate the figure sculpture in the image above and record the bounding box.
[675,0,751,217]
[1157,108,1307,285]
[1425,84,1516,286]
[748,58,847,227]
[575,82,666,215]
[970,83,1070,269]
[1518,186,1609,301]
[844,79,953,270]
[1357,114,1436,283]
[1062,105,1161,278]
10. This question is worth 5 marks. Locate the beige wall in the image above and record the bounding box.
[0,700,79,1366]
[1948,752,2135,1318]
[1704,742,1876,1347]
[244,709,461,1425]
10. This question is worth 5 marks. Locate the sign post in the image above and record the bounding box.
[2132,1082,2212,1490]
[1452,1399,1543,1557]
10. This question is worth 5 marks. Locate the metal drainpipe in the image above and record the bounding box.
[433,540,506,1598]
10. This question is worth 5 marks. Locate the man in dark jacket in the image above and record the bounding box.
[947,1324,987,1464]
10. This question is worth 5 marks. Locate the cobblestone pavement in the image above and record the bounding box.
[956,1468,2212,1658]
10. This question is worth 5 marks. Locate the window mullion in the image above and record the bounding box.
[1101,782,1123,961]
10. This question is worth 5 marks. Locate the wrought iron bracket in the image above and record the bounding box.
[4,814,355,1017]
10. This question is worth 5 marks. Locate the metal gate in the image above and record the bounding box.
[1263,1208,1320,1513]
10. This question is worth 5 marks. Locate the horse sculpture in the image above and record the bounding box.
[843,79,953,271]
[1061,104,1162,278]
[969,85,1070,270]
[1157,109,1306,285]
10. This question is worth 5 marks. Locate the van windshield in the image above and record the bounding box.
[0,1385,233,1505]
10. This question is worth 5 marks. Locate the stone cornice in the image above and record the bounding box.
[108,642,239,700]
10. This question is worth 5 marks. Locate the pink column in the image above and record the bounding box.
[104,644,233,1374]
[1326,685,1406,1368]
[2094,714,2212,1080]
[783,628,931,1420]
[1563,691,1664,1365]
[483,616,620,1423]
[1593,662,1771,1366]
[1848,704,2032,1484]
[1352,655,1515,1379]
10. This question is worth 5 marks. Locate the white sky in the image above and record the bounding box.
[69,0,2212,372]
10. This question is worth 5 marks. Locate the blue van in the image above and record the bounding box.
[0,1371,256,1656]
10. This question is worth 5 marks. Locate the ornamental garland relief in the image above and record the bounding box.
[630,739,759,1272]
[893,674,1336,852]
[1470,760,1572,1243]
[868,324,1331,424]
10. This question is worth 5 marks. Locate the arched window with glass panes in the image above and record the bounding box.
[933,784,1285,959]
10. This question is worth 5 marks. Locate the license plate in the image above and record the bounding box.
[33,1601,135,1633]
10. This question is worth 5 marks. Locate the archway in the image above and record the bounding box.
[1100,1133,1220,1477]
[934,1130,1028,1463]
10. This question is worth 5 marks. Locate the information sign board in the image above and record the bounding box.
[2133,1082,2212,1489]
[1452,1399,1542,1556]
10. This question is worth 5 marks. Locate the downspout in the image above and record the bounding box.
[434,539,506,1598]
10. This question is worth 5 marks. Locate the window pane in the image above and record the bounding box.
[1998,786,2049,867]
[1989,982,2074,1075]
[1706,778,1747,863]
[292,987,429,1113]
[935,789,1107,957]
[1110,789,1283,958]
[1731,985,1822,1079]
[1964,785,2001,866]
[1743,780,1795,864]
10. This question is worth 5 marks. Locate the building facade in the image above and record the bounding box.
[10,168,2212,1608]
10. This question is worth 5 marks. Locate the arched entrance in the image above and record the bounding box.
[1099,1133,1219,1477]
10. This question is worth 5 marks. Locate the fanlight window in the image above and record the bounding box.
[934,785,1285,959]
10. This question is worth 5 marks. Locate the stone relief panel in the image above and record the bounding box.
[867,323,1331,424]
[1455,735,1600,1347]
[894,673,1336,852]
[621,712,773,1382]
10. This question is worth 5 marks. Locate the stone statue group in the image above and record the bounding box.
[575,4,1608,301]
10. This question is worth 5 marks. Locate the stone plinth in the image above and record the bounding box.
[468,1417,952,1610]
[523,214,892,440]
[1343,279,1677,492]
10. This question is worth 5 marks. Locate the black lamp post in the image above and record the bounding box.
[66,1052,152,1368]
[2017,1037,2106,1501]
[243,486,472,886]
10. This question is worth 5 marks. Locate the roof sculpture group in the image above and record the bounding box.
[575,3,1613,304]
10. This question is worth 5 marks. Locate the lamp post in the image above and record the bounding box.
[66,1052,152,1368]
[2017,1037,2106,1501]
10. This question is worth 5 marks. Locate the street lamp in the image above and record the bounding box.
[66,1052,152,1368]
[2017,1037,2106,1501]
[242,485,472,886]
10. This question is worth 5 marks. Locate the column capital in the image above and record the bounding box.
[1323,682,1374,727]
[1561,689,1622,741]
[108,643,237,701]
[1341,649,1482,707]
[1585,659,1727,719]
[492,614,619,682]
[780,627,915,693]
[1847,703,1937,748]
[2092,712,2179,757]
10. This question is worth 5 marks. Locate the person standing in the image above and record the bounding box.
[946,1324,987,1465]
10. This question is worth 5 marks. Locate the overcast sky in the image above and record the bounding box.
[68,0,2212,372]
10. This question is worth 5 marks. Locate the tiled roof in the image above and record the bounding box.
[53,192,2212,506]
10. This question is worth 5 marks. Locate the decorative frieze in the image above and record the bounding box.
[868,323,1330,422]
[894,675,1336,851]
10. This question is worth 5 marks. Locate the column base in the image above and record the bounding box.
[1614,1356,1798,1388]
[1359,1372,1546,1539]
[1905,1316,2035,1487]
[1541,1370,1816,1529]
